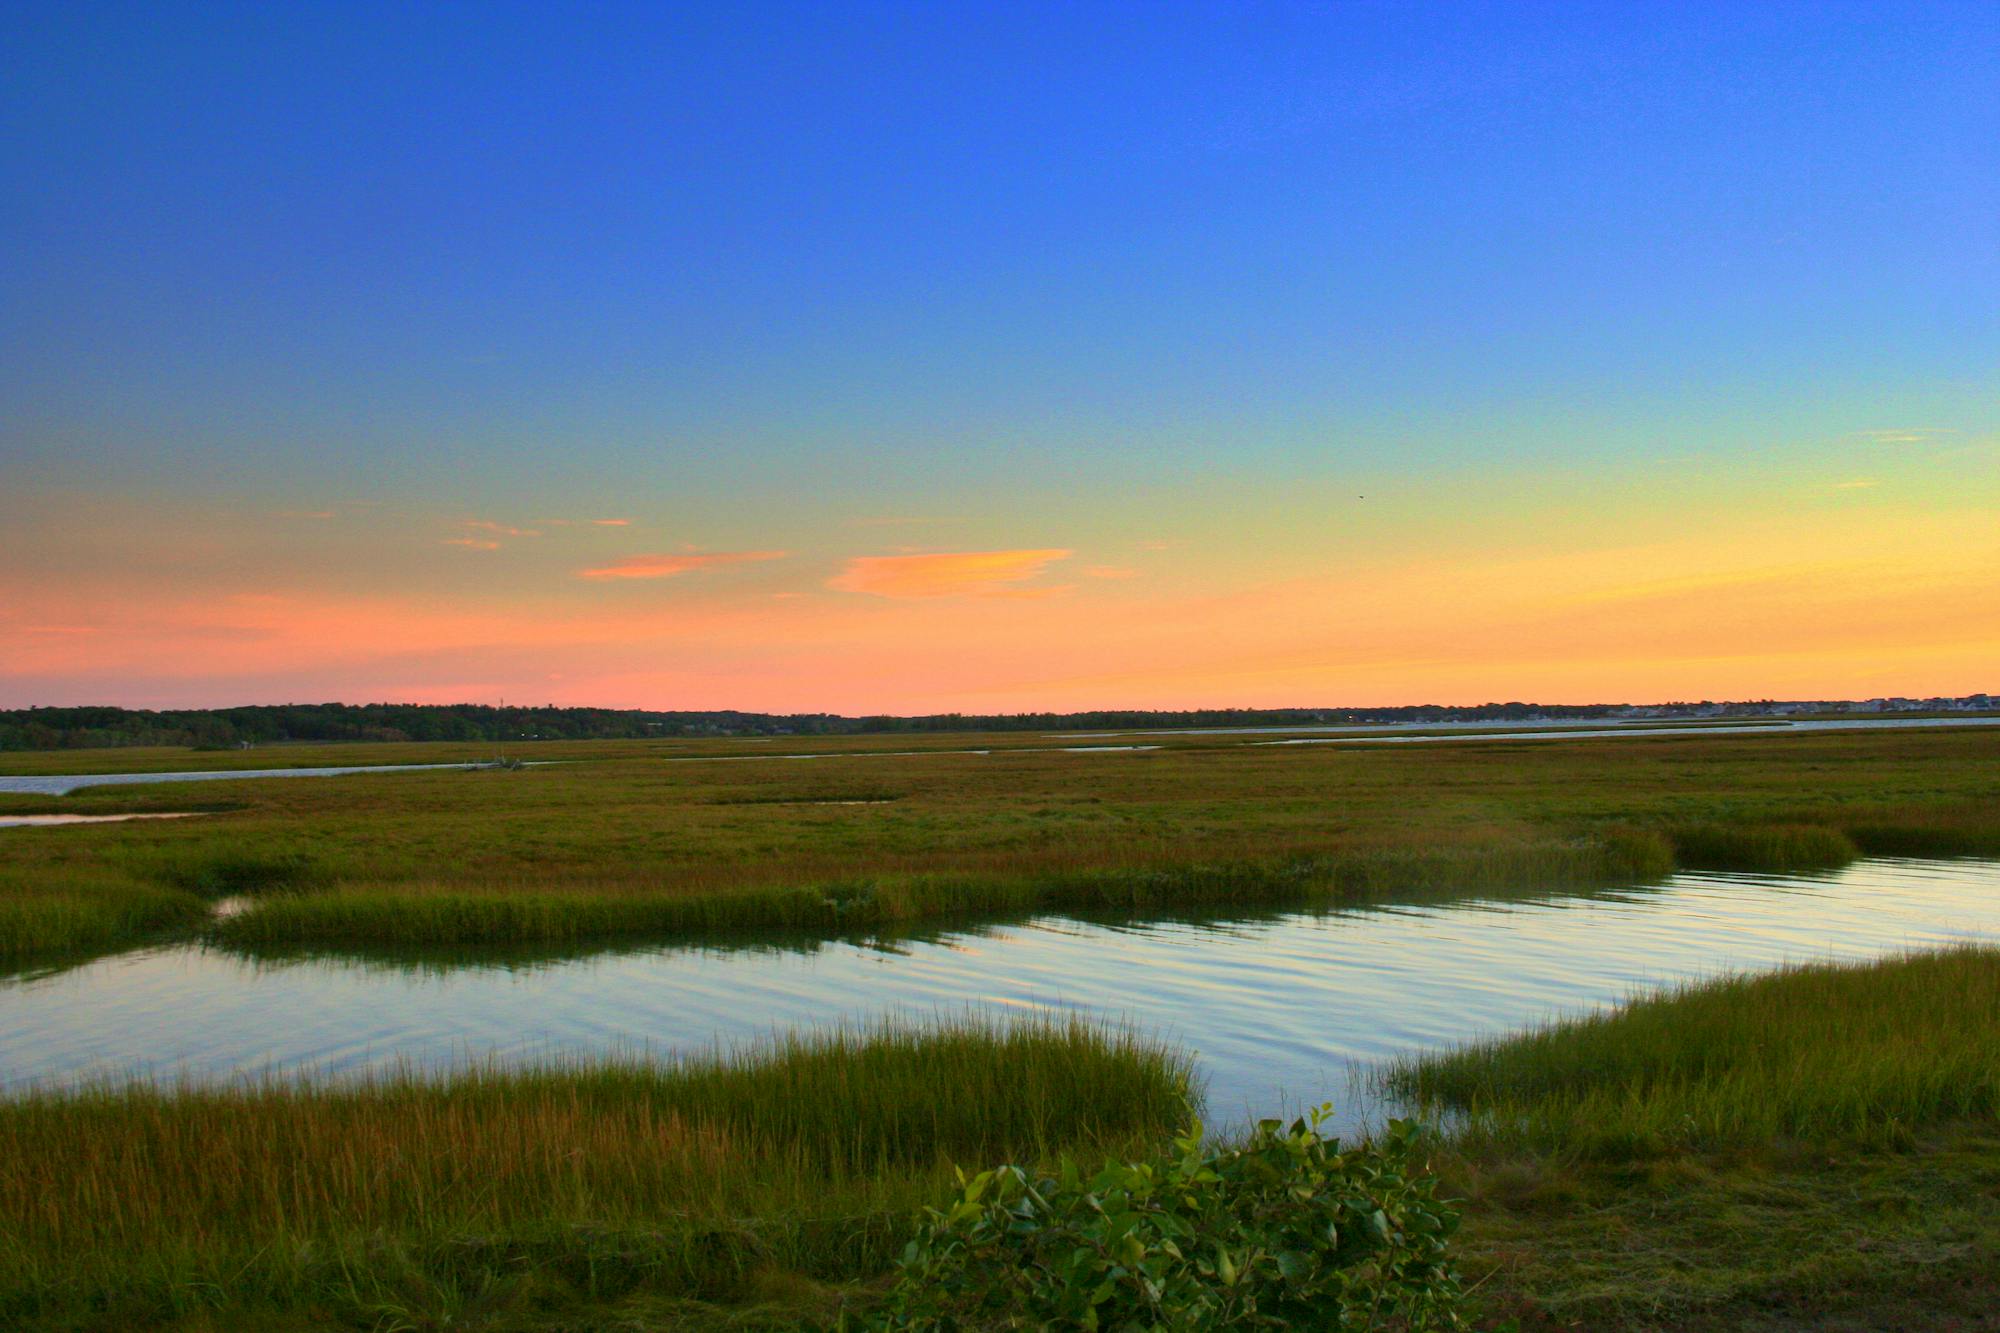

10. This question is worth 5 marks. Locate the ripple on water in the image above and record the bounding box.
[2,857,1997,1135]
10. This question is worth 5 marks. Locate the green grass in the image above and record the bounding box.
[0,866,207,967]
[209,831,1675,948]
[3,726,1998,960]
[1385,947,2000,1330]
[1387,946,2000,1158]
[1450,1126,2000,1332]
[0,1018,1193,1330]
[1665,820,1860,871]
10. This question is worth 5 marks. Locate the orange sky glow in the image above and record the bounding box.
[4,468,1993,712]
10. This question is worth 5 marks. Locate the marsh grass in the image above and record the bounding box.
[0,1018,1192,1327]
[210,830,1676,948]
[145,846,331,896]
[1446,1123,2000,1332]
[1398,946,2000,1329]
[0,866,206,964]
[1842,800,2000,859]
[1386,946,2000,1159]
[6,727,2000,960]
[1667,821,1860,871]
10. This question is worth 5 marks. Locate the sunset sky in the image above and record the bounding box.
[4,3,1995,712]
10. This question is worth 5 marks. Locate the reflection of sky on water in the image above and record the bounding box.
[3,858,1996,1136]
[0,763,482,797]
[0,813,207,828]
[667,717,2000,761]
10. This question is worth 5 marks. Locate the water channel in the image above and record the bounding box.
[4,857,1993,1135]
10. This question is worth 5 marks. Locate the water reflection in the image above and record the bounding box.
[2,859,1995,1137]
[210,879,1649,980]
[0,812,208,829]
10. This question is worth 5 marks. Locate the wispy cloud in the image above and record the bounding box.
[1858,427,1955,445]
[1086,565,1140,579]
[848,515,964,528]
[577,550,788,580]
[829,549,1073,598]
[1136,539,1180,552]
[593,518,633,527]
[442,537,502,550]
[464,519,542,538]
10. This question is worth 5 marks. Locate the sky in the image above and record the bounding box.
[2,1,1995,713]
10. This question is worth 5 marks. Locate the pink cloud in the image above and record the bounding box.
[442,537,502,550]
[829,549,1073,599]
[593,518,633,527]
[463,520,542,538]
[578,550,788,580]
[848,515,961,528]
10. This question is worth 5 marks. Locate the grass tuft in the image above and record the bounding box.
[144,847,329,897]
[1668,821,1859,872]
[1386,945,2000,1159]
[0,1018,1193,1327]
[0,867,206,964]
[210,832,1677,949]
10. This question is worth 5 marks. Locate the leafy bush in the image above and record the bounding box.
[867,1108,1466,1330]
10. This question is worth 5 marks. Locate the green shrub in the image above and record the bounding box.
[867,1108,1466,1331]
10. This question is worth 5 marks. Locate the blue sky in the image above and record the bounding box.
[2,3,1995,709]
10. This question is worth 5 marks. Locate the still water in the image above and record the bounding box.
[2,858,1994,1133]
[0,813,207,828]
[0,763,488,797]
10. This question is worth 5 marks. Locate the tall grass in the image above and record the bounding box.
[211,831,1676,948]
[1668,821,1859,872]
[7,726,2000,962]
[0,867,206,964]
[0,1018,1193,1326]
[1385,946,2000,1159]
[1841,801,2000,859]
[143,846,329,896]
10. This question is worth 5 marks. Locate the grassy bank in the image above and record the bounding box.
[0,1018,1192,1330]
[1391,947,2000,1329]
[0,866,207,968]
[3,727,1998,960]
[1388,946,2000,1157]
[210,830,1675,948]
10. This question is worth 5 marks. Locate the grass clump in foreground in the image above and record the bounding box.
[1388,945,2000,1158]
[0,1019,1192,1330]
[1389,947,2000,1329]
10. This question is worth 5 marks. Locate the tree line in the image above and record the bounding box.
[0,701,1629,751]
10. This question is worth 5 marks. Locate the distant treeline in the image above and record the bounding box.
[0,701,1629,751]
